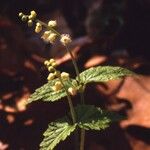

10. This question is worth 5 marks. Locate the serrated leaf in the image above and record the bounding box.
[40,118,77,150]
[75,105,120,130]
[28,79,76,103]
[78,66,134,84]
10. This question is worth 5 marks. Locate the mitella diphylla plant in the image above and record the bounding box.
[19,11,134,150]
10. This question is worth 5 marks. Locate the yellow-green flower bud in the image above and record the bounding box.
[27,20,33,27]
[28,15,33,20]
[52,81,63,91]
[30,10,37,19]
[61,72,70,80]
[48,33,57,44]
[68,87,77,96]
[54,71,60,77]
[49,59,55,64]
[47,73,55,81]
[35,23,42,33]
[48,66,55,72]
[21,16,27,22]
[44,60,49,66]
[19,12,23,18]
[51,62,57,67]
[55,81,62,86]
[41,31,51,42]
[60,34,72,46]
[48,20,57,27]
[36,22,42,27]
[35,26,42,33]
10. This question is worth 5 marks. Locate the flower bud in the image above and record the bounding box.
[51,62,57,67]
[52,81,63,91]
[49,59,55,64]
[28,15,32,20]
[35,26,42,33]
[47,73,55,81]
[41,31,51,41]
[36,22,42,27]
[48,66,55,72]
[44,60,50,66]
[54,71,61,78]
[27,20,33,27]
[68,87,77,96]
[19,12,23,18]
[55,81,62,86]
[35,27,42,33]
[48,20,57,27]
[30,10,37,19]
[48,33,57,44]
[61,72,70,80]
[60,34,72,46]
[21,16,27,22]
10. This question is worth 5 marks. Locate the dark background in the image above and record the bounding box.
[0,0,150,149]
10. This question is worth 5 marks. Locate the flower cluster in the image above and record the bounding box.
[19,11,37,27]
[44,59,77,95]
[41,31,57,44]
[19,11,76,95]
[19,10,72,46]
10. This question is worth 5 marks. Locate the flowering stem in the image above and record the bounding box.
[65,47,85,150]
[65,46,81,82]
[37,20,61,36]
[65,46,85,104]
[58,77,76,124]
[36,19,81,84]
[58,77,79,149]
[37,18,85,149]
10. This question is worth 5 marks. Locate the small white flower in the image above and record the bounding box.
[68,87,77,96]
[48,20,57,27]
[48,33,57,44]
[60,34,72,46]
[61,72,70,80]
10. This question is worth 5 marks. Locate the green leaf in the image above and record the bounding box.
[75,105,120,130]
[78,66,134,84]
[28,79,76,103]
[40,118,77,150]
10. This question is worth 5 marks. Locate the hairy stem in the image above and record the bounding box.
[65,46,81,82]
[65,46,85,104]
[58,77,76,124]
[37,19,85,149]
[65,43,85,150]
[58,77,78,149]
